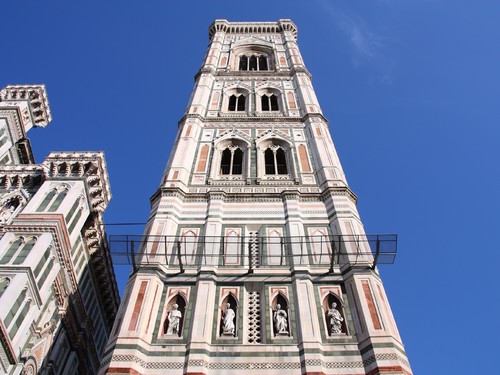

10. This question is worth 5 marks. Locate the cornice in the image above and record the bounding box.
[208,19,297,41]
[178,113,329,127]
[0,84,52,128]
[43,152,111,212]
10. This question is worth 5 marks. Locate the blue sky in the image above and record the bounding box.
[2,1,500,373]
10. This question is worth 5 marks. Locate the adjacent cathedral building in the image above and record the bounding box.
[0,85,119,374]
[101,20,412,375]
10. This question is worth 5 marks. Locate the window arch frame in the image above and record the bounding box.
[256,138,295,182]
[209,137,250,184]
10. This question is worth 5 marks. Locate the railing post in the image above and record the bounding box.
[280,237,284,266]
[177,240,184,273]
[221,236,225,266]
[248,239,253,273]
[371,236,381,270]
[131,240,137,273]
[164,235,168,265]
[329,236,337,273]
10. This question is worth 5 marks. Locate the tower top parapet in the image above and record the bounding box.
[0,84,52,128]
[208,19,298,41]
[43,151,112,212]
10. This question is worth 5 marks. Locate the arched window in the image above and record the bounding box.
[238,54,270,71]
[0,277,10,298]
[261,94,279,111]
[48,188,68,212]
[276,148,288,174]
[228,95,245,111]
[264,146,288,175]
[259,55,268,71]
[13,237,36,265]
[36,189,57,212]
[239,55,248,71]
[220,147,243,175]
[249,55,257,71]
[163,294,187,337]
[0,238,23,264]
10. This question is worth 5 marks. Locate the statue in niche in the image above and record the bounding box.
[273,304,288,335]
[166,304,182,336]
[327,302,344,334]
[0,200,18,223]
[222,303,235,335]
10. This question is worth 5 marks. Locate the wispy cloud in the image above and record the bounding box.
[319,0,396,84]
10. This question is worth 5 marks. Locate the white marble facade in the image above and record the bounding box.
[101,20,412,375]
[0,85,119,374]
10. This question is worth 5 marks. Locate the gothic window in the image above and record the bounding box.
[48,188,68,212]
[238,54,270,71]
[0,277,10,298]
[12,237,36,265]
[0,237,23,264]
[0,126,8,148]
[163,294,186,337]
[247,291,261,343]
[228,95,245,111]
[259,55,268,71]
[36,189,57,212]
[37,186,69,213]
[220,147,243,175]
[261,94,279,111]
[264,147,288,175]
[239,55,248,70]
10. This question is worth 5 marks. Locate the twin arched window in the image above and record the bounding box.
[228,95,245,111]
[36,186,69,212]
[264,147,288,175]
[261,94,278,111]
[239,55,268,71]
[0,236,37,265]
[220,147,243,175]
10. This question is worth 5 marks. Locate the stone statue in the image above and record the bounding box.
[166,304,182,335]
[0,202,16,223]
[222,303,235,335]
[273,304,288,335]
[327,302,344,334]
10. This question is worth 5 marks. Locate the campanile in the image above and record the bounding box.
[102,19,412,375]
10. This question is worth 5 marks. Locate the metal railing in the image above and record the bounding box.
[108,234,397,273]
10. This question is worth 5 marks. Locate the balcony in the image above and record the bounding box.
[109,234,397,273]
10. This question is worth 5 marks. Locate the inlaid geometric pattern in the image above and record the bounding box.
[249,232,260,268]
[109,355,184,369]
[302,359,364,369]
[189,360,301,370]
[247,290,261,343]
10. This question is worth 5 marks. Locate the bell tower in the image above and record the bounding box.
[101,19,412,375]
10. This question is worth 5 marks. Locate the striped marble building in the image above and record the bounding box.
[101,20,412,375]
[0,85,119,374]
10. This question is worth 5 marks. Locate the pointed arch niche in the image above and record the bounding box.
[209,137,250,184]
[162,292,187,338]
[270,288,291,338]
[219,292,238,337]
[322,292,348,336]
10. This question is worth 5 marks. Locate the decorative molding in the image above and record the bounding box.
[43,152,111,212]
[0,84,52,127]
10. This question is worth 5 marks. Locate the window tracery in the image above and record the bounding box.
[238,54,269,71]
